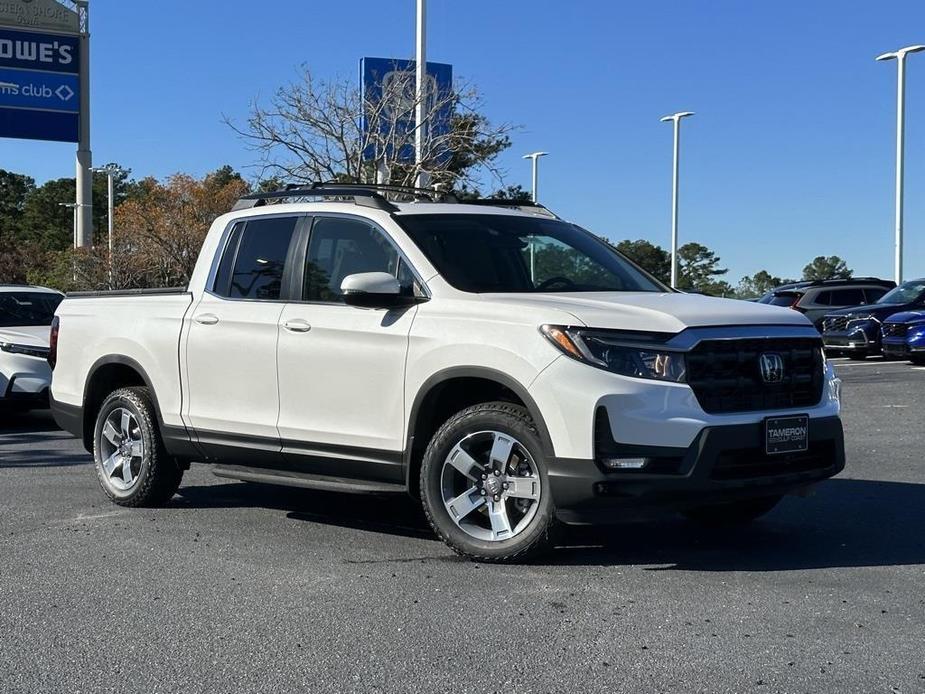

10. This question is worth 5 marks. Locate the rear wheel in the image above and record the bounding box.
[420,402,557,562]
[93,387,182,507]
[681,495,783,527]
[911,355,925,366]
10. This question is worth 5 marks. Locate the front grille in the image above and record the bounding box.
[711,441,836,481]
[686,338,824,414]
[823,316,849,333]
[883,323,908,338]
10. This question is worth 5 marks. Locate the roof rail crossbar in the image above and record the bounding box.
[232,185,400,213]
[311,182,459,203]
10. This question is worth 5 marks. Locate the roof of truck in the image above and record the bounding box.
[230,183,561,220]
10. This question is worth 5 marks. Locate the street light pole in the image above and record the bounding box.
[876,45,925,284]
[522,151,549,202]
[660,111,695,288]
[91,164,127,288]
[415,0,428,189]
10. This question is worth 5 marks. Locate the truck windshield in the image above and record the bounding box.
[877,281,925,305]
[397,214,666,293]
[0,292,63,327]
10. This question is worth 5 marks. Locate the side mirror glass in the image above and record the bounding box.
[341,272,411,308]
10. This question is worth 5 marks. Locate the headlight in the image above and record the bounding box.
[540,325,686,382]
[0,341,50,359]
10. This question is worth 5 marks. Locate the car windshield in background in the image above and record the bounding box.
[397,214,666,293]
[877,282,925,305]
[0,292,63,327]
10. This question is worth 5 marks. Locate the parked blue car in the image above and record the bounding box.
[822,278,925,359]
[882,310,925,364]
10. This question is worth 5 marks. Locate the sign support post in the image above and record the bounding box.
[75,0,91,248]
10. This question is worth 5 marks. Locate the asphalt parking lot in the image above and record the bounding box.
[1,359,924,694]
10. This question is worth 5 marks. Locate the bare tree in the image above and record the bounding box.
[226,66,518,191]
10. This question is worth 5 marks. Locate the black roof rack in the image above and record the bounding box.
[773,277,895,293]
[232,183,402,212]
[231,182,560,218]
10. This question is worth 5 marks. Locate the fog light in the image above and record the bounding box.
[602,457,648,470]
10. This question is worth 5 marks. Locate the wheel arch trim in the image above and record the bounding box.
[404,366,556,488]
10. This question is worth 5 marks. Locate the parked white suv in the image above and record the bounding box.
[50,185,845,561]
[1,285,63,409]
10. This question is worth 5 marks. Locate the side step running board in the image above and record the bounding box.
[212,464,406,495]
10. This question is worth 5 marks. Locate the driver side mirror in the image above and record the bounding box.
[341,272,416,309]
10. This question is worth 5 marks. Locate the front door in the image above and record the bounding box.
[276,215,420,482]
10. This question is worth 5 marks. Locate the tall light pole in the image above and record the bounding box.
[414,0,428,189]
[660,111,694,288]
[522,152,549,202]
[92,164,127,288]
[58,202,79,281]
[876,45,925,284]
[75,0,93,248]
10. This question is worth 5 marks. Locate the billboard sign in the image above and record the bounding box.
[0,0,79,33]
[360,57,453,164]
[0,25,79,142]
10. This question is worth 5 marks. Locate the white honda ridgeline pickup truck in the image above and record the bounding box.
[50,184,845,562]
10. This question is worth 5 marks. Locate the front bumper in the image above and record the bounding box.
[823,330,880,354]
[548,416,845,524]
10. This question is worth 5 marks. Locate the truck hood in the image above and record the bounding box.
[481,292,810,333]
[0,325,51,347]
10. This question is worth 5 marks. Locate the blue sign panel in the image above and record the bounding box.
[360,57,453,164]
[0,107,76,142]
[0,28,79,74]
[0,67,78,111]
[0,28,80,142]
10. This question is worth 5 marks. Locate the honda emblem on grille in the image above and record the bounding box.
[759,352,785,384]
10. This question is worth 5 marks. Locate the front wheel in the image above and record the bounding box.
[911,355,925,366]
[681,495,783,527]
[93,387,183,507]
[420,402,557,563]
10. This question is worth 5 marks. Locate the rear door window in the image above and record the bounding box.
[213,217,299,300]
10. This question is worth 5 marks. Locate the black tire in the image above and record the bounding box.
[911,355,925,366]
[847,354,867,361]
[682,495,783,527]
[92,386,183,507]
[420,402,558,563]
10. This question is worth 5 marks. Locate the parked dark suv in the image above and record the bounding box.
[822,279,925,359]
[757,278,895,330]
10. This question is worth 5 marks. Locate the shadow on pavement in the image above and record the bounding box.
[175,481,433,540]
[0,410,84,468]
[175,476,925,571]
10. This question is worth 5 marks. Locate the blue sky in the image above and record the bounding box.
[5,0,925,284]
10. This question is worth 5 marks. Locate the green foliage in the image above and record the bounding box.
[0,170,35,243]
[615,239,671,284]
[802,255,852,281]
[676,242,730,295]
[735,270,793,299]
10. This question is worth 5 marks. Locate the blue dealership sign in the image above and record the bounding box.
[360,57,453,164]
[0,27,80,142]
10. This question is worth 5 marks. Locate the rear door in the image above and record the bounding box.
[183,215,303,461]
[275,214,421,482]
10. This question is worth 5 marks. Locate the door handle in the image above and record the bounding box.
[283,319,312,333]
[194,313,219,326]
